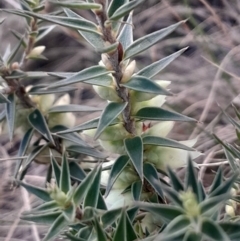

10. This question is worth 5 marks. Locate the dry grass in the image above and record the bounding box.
[0,0,240,239]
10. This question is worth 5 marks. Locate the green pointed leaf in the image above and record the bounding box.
[137,47,188,78]
[134,107,197,122]
[14,128,34,178]
[49,0,101,10]
[101,208,122,227]
[43,214,68,241]
[126,206,138,222]
[6,38,24,64]
[105,155,129,197]
[124,136,143,180]
[109,0,144,21]
[108,0,128,18]
[51,154,61,187]
[124,20,185,60]
[69,161,86,181]
[199,193,230,215]
[5,70,26,79]
[78,226,93,239]
[224,147,238,170]
[26,200,58,214]
[143,163,164,199]
[219,222,240,240]
[131,181,142,201]
[73,166,98,205]
[28,86,77,95]
[122,76,172,95]
[209,166,223,193]
[95,102,128,139]
[138,203,184,223]
[185,157,200,202]
[201,218,230,241]
[84,74,113,87]
[0,93,11,103]
[162,185,182,206]
[36,25,56,43]
[84,166,102,208]
[5,93,16,141]
[157,215,190,241]
[19,181,51,201]
[28,109,55,144]
[56,132,89,147]
[8,9,100,34]
[64,9,106,51]
[113,209,137,241]
[94,217,108,241]
[11,30,27,48]
[209,172,238,197]
[97,192,107,210]
[67,145,107,159]
[143,136,195,151]
[58,118,100,134]
[60,153,71,193]
[118,12,133,50]
[48,104,102,113]
[48,66,110,88]
[21,211,61,224]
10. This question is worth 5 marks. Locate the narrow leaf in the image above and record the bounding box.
[131,181,142,201]
[102,208,122,227]
[138,203,184,223]
[137,47,188,78]
[124,21,185,60]
[8,9,100,34]
[105,155,129,197]
[209,166,223,193]
[28,109,55,144]
[14,128,34,178]
[143,163,164,199]
[124,136,143,180]
[21,211,61,224]
[49,1,101,10]
[0,93,11,103]
[122,76,172,95]
[60,152,71,193]
[134,107,197,122]
[94,102,128,139]
[113,210,126,241]
[185,157,200,202]
[5,93,16,141]
[43,214,68,241]
[19,181,51,201]
[143,136,195,151]
[48,104,102,113]
[6,38,24,64]
[48,65,110,88]
[64,9,106,51]
[108,0,128,18]
[67,145,107,159]
[73,166,98,205]
[118,12,133,50]
[201,218,230,241]
[84,166,102,208]
[94,217,108,241]
[51,154,61,187]
[28,86,77,95]
[69,161,86,181]
[110,0,144,21]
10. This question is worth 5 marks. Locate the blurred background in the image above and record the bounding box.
[0,0,240,240]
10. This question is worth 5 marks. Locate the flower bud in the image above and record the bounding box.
[225,204,235,217]
[131,95,166,114]
[144,138,201,171]
[93,84,121,102]
[27,46,45,58]
[48,112,76,129]
[100,54,112,70]
[143,121,174,138]
[99,139,126,154]
[130,80,171,102]
[121,60,136,83]
[38,94,55,113]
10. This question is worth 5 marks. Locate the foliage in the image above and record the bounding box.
[0,0,239,240]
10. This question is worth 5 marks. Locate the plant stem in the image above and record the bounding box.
[94,5,136,135]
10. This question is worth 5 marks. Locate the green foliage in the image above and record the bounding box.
[0,0,239,240]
